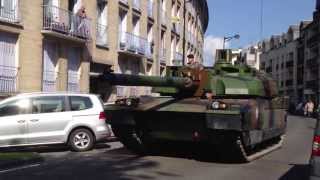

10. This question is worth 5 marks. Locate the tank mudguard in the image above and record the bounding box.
[108,111,136,126]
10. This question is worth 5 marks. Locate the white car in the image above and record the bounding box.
[0,92,112,152]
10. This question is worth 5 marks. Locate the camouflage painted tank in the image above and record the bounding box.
[101,50,288,162]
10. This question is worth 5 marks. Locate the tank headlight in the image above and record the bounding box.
[211,101,227,110]
[211,101,220,109]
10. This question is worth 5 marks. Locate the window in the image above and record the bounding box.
[32,96,65,114]
[70,96,93,111]
[0,99,29,117]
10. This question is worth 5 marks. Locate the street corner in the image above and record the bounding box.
[0,152,43,171]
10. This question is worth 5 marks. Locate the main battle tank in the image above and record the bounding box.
[101,50,288,162]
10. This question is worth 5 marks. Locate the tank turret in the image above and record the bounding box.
[100,49,278,99]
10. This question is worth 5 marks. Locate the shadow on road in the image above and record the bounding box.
[0,143,112,153]
[279,164,310,180]
[143,141,245,164]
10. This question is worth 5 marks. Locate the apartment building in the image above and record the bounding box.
[260,25,300,103]
[0,0,209,101]
[299,9,320,104]
[240,44,262,70]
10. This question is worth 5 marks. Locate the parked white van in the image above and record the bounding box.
[0,93,111,152]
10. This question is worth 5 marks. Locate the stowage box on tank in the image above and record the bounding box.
[101,50,288,162]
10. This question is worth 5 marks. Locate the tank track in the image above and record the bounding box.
[234,135,284,162]
[113,125,284,162]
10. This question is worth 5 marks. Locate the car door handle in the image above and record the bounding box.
[17,120,26,123]
[30,119,39,122]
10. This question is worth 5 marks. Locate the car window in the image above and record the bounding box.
[32,96,66,114]
[0,99,30,117]
[70,96,93,111]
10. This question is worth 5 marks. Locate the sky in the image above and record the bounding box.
[204,0,315,66]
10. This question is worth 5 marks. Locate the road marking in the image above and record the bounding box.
[0,164,41,174]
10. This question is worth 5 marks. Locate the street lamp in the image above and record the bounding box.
[223,34,240,49]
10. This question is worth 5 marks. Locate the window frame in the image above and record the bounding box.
[0,98,31,117]
[68,96,93,112]
[31,96,67,114]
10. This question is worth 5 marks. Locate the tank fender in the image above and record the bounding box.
[109,112,136,126]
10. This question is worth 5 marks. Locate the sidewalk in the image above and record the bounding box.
[0,152,43,170]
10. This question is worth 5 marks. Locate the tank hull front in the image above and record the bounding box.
[106,96,287,146]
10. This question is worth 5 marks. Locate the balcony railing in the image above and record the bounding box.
[133,0,141,11]
[67,72,80,92]
[172,52,183,66]
[160,48,166,64]
[119,32,147,55]
[0,66,18,94]
[147,0,154,18]
[43,5,91,40]
[0,0,20,23]
[161,10,167,25]
[42,71,57,92]
[96,23,108,47]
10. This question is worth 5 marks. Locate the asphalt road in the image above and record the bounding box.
[0,116,316,180]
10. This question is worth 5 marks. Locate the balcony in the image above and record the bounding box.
[96,23,108,47]
[42,71,57,92]
[0,65,18,94]
[172,52,183,66]
[119,32,147,55]
[0,0,20,24]
[133,0,141,12]
[160,48,166,64]
[161,10,167,26]
[42,5,91,41]
[147,0,154,19]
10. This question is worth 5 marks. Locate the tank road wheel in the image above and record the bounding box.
[112,125,147,155]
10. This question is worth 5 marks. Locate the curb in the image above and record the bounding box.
[0,153,43,171]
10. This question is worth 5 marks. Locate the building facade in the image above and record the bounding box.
[0,0,209,101]
[260,25,300,103]
[240,44,262,70]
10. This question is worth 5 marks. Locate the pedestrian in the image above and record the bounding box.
[304,99,315,117]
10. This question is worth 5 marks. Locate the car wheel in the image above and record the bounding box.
[69,128,95,152]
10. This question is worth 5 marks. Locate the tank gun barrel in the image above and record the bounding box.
[103,73,196,89]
